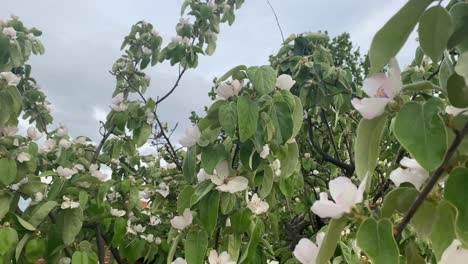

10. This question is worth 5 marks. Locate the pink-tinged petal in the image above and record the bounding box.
[208,250,218,264]
[362,73,389,97]
[355,175,368,204]
[293,238,319,264]
[387,58,402,97]
[329,177,357,211]
[440,240,468,264]
[315,232,326,248]
[311,193,346,219]
[351,97,390,119]
[399,157,422,169]
[216,176,249,193]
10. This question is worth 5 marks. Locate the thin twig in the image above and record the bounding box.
[156,67,187,104]
[266,0,285,42]
[320,108,340,161]
[394,121,468,239]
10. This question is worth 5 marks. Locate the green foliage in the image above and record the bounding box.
[357,219,399,264]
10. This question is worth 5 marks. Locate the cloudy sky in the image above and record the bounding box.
[2,0,417,144]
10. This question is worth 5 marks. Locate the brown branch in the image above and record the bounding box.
[96,225,106,264]
[320,108,340,161]
[394,121,468,239]
[266,0,285,42]
[155,67,187,105]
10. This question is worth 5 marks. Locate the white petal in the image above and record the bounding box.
[276,74,296,90]
[354,175,368,204]
[387,58,402,97]
[446,106,468,116]
[440,240,468,264]
[208,250,219,264]
[329,177,357,212]
[362,73,390,97]
[351,97,390,119]
[311,196,346,219]
[293,238,319,264]
[216,176,248,193]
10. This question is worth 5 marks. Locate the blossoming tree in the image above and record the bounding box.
[1,0,468,264]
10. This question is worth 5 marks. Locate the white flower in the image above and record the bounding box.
[208,250,236,264]
[141,233,155,243]
[89,164,108,182]
[267,261,279,264]
[151,29,159,36]
[179,125,201,147]
[155,237,162,245]
[156,182,170,198]
[110,207,126,217]
[142,46,152,55]
[2,27,17,39]
[276,74,296,90]
[149,215,161,226]
[59,257,71,264]
[446,106,468,116]
[208,1,217,9]
[34,192,44,202]
[74,136,88,145]
[293,232,325,264]
[56,126,68,137]
[59,139,71,149]
[172,258,187,264]
[196,168,211,182]
[19,177,28,185]
[210,160,249,193]
[215,80,242,100]
[40,139,56,153]
[440,239,468,264]
[164,162,177,170]
[260,145,270,159]
[146,111,155,125]
[17,152,31,163]
[389,157,429,190]
[170,208,193,230]
[312,170,319,175]
[27,127,42,140]
[0,72,21,86]
[247,193,269,215]
[61,196,80,209]
[179,17,190,25]
[73,164,85,171]
[27,33,35,41]
[111,93,128,112]
[304,153,311,158]
[351,58,402,119]
[173,36,191,45]
[272,159,281,177]
[57,166,76,180]
[133,224,146,233]
[311,176,367,219]
[13,138,19,146]
[0,126,18,136]
[10,184,19,191]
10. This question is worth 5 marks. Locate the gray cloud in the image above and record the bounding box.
[2,0,415,143]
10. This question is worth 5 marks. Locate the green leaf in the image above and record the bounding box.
[440,55,455,92]
[291,96,303,138]
[270,100,293,145]
[316,217,348,264]
[28,201,57,228]
[185,230,208,264]
[237,95,259,142]
[59,207,83,245]
[247,66,277,95]
[405,241,425,264]
[455,51,468,82]
[430,200,457,260]
[133,123,152,147]
[0,227,18,256]
[394,99,447,171]
[278,142,299,178]
[190,181,214,206]
[167,235,181,264]
[382,187,419,218]
[15,234,30,261]
[239,219,264,264]
[183,146,197,183]
[355,115,387,184]
[16,215,36,231]
[0,191,12,220]
[201,144,227,174]
[220,192,237,215]
[111,218,126,247]
[121,239,145,263]
[231,209,252,235]
[25,239,45,263]
[448,3,468,52]
[258,166,274,199]
[444,167,468,245]
[178,186,195,214]
[199,191,219,235]
[357,219,400,264]
[418,6,453,62]
[181,0,192,16]
[369,0,433,73]
[219,101,238,137]
[0,158,17,185]
[447,72,468,108]
[216,65,247,84]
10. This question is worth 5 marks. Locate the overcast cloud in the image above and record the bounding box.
[1,0,417,144]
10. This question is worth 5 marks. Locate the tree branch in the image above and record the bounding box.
[155,67,187,105]
[320,108,340,161]
[394,121,468,239]
[266,0,285,42]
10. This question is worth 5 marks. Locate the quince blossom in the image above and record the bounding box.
[110,208,126,217]
[172,258,187,264]
[0,72,21,86]
[260,144,270,159]
[389,157,429,190]
[111,93,128,112]
[171,208,193,230]
[446,106,468,116]
[276,74,296,90]
[27,127,42,140]
[440,240,468,264]
[311,176,367,219]
[208,250,236,264]
[57,166,76,180]
[61,196,80,209]
[0,126,17,136]
[196,168,211,182]
[247,193,269,215]
[215,80,242,100]
[2,27,16,39]
[156,182,170,198]
[17,152,31,163]
[89,164,109,182]
[210,160,248,193]
[293,232,325,264]
[179,125,201,147]
[351,58,402,119]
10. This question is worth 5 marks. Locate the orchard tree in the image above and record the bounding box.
[1,0,468,264]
